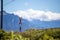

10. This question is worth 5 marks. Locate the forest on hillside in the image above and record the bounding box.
[0,28,60,40]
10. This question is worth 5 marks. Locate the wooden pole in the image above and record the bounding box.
[1,0,3,29]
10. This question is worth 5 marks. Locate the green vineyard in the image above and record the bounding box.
[0,28,60,40]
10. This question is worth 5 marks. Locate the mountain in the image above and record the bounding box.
[0,11,60,32]
[0,11,31,32]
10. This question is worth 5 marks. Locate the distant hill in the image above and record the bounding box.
[0,28,60,40]
[0,11,60,32]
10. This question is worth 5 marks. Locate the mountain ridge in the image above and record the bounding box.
[0,11,60,31]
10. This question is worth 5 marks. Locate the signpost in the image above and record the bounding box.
[19,17,22,32]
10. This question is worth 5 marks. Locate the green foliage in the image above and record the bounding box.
[0,28,60,40]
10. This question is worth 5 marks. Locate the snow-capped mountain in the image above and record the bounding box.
[0,11,60,32]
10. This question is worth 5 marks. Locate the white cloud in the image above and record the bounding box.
[13,9,60,21]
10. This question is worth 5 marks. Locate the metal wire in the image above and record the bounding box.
[3,0,15,6]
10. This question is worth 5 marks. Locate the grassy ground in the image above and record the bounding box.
[0,28,60,40]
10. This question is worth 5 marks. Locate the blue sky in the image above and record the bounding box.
[3,0,60,21]
[3,0,60,13]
